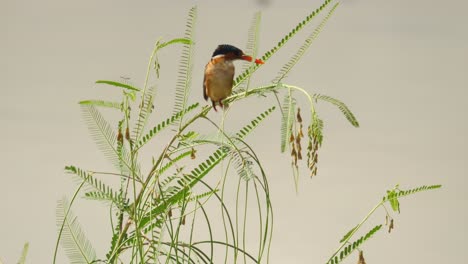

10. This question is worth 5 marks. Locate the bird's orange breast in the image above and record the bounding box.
[204,56,235,103]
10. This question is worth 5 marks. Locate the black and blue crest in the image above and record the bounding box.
[212,44,243,58]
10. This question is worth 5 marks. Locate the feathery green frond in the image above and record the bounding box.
[385,184,442,201]
[232,150,256,181]
[17,242,29,264]
[78,100,122,110]
[179,133,231,149]
[56,198,97,264]
[95,80,141,92]
[235,106,276,139]
[307,113,323,176]
[327,225,382,264]
[157,38,192,50]
[274,3,339,83]
[139,104,275,228]
[157,150,192,176]
[173,6,197,125]
[133,84,157,142]
[384,184,442,213]
[81,105,136,175]
[233,0,335,88]
[135,102,199,150]
[280,94,296,153]
[65,166,122,206]
[339,225,358,243]
[313,94,359,127]
[237,12,262,92]
[189,189,219,202]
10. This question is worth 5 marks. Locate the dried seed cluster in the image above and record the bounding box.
[357,251,366,264]
[307,123,320,177]
[290,108,304,167]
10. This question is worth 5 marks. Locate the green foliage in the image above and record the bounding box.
[56,198,97,264]
[65,165,123,206]
[237,11,262,93]
[56,1,441,263]
[280,93,296,153]
[274,3,339,83]
[17,242,29,264]
[385,184,442,201]
[96,80,141,92]
[313,94,359,127]
[78,100,122,110]
[133,85,157,142]
[339,225,358,243]
[235,106,276,139]
[135,102,199,150]
[81,105,137,176]
[384,184,442,213]
[328,225,382,264]
[234,0,334,88]
[173,6,197,124]
[327,184,442,264]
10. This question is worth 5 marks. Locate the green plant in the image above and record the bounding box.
[54,1,441,263]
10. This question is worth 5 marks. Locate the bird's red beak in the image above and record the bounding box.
[241,55,264,65]
[241,55,253,62]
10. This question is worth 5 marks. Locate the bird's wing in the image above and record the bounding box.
[203,61,213,101]
[203,76,209,101]
[203,74,208,101]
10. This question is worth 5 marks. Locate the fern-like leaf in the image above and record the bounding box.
[327,225,382,264]
[140,106,276,228]
[339,225,358,243]
[135,102,199,150]
[235,106,276,139]
[157,38,192,50]
[173,6,197,126]
[307,113,323,176]
[95,80,141,92]
[273,3,339,83]
[232,149,256,181]
[65,165,122,206]
[313,94,359,127]
[81,105,136,175]
[384,184,442,210]
[233,0,334,88]
[56,198,97,264]
[133,85,157,142]
[157,150,192,176]
[17,242,29,264]
[280,94,296,153]
[78,100,122,110]
[188,189,219,202]
[237,11,262,93]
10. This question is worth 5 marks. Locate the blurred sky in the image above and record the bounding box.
[2,0,468,263]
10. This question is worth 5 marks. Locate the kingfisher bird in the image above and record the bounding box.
[203,44,264,111]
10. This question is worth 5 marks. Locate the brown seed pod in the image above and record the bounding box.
[190,148,197,159]
[357,251,366,264]
[125,127,130,141]
[117,131,124,144]
[296,107,303,123]
[290,133,295,143]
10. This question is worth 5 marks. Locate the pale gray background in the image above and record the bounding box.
[2,0,467,263]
